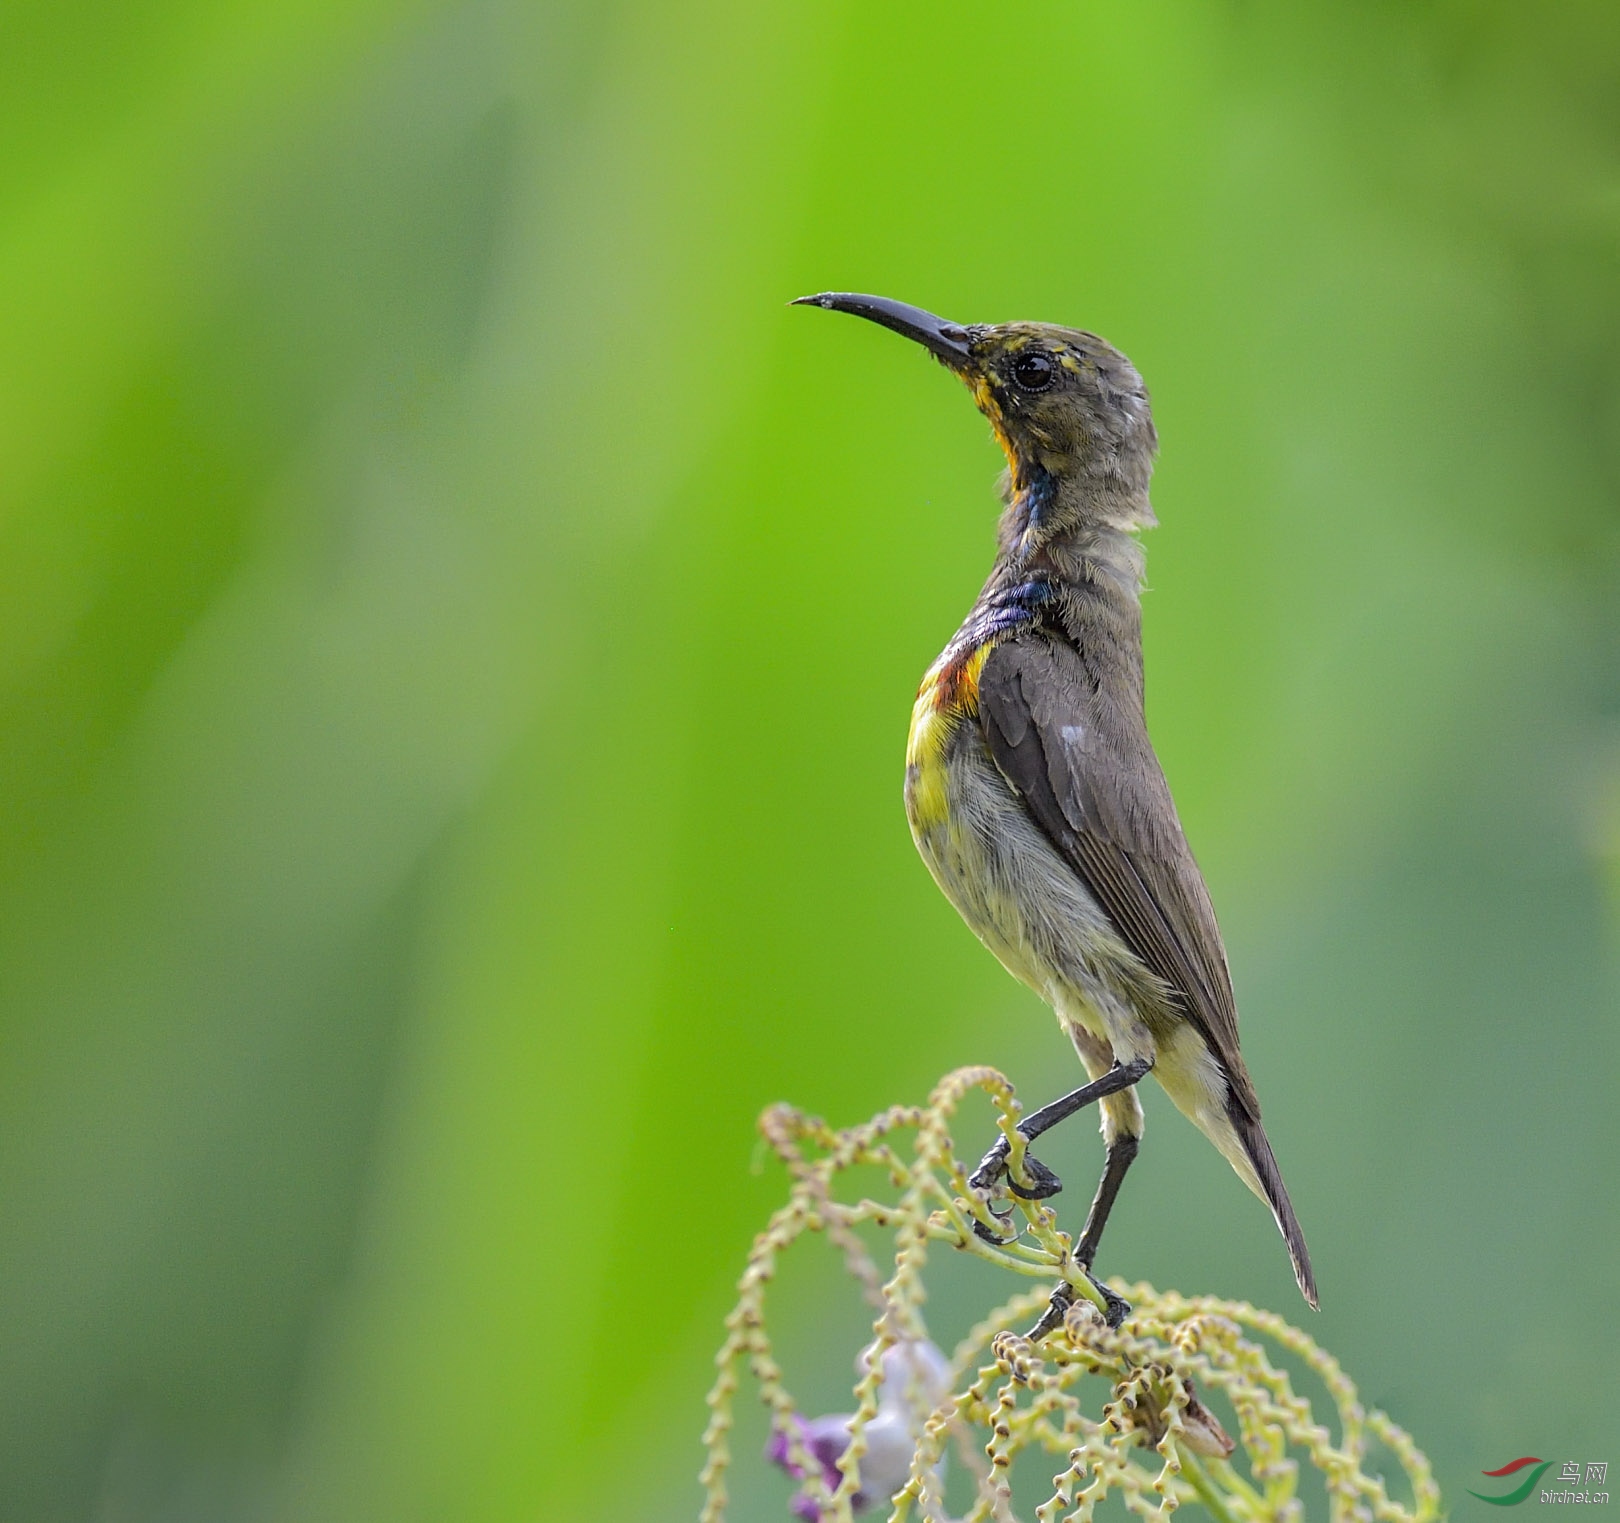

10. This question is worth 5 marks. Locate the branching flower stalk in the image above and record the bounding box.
[700,1066,1440,1523]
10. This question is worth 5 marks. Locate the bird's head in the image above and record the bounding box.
[794,292,1158,545]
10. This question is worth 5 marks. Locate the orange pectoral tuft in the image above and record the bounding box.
[934,640,992,715]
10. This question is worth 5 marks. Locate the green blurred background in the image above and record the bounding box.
[1,1,1616,1518]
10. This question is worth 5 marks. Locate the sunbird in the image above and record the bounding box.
[795,293,1316,1323]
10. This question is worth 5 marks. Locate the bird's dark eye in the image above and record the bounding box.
[1010,352,1055,392]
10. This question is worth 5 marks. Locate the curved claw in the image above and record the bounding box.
[1086,1270,1131,1329]
[971,1215,1015,1246]
[970,1132,1064,1201]
[1004,1151,1063,1200]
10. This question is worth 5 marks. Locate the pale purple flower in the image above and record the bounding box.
[766,1340,950,1519]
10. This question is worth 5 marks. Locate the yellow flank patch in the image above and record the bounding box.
[906,642,994,832]
[905,728,950,832]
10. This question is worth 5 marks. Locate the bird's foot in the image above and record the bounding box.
[968,1135,1064,1200]
[1024,1284,1073,1341]
[1022,1269,1131,1342]
[1088,1271,1132,1330]
[1069,1249,1131,1328]
[971,1210,1015,1246]
[1006,1152,1063,1199]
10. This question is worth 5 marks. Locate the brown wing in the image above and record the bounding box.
[977,635,1259,1119]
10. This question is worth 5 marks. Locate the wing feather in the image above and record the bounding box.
[978,636,1259,1119]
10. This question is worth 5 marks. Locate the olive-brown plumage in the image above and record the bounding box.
[795,292,1316,1314]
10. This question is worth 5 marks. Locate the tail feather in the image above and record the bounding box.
[1232,1111,1318,1309]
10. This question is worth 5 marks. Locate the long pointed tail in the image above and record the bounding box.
[1232,1111,1318,1309]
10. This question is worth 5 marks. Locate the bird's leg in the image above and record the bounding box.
[1073,1133,1139,1270]
[969,1056,1152,1204]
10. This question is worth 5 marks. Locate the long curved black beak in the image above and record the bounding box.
[792,292,973,366]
